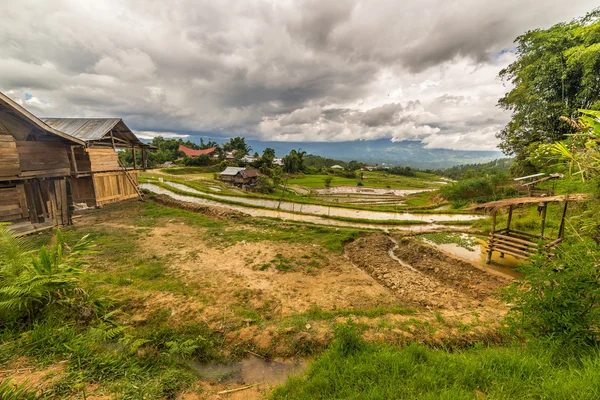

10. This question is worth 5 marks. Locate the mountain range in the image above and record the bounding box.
[244,139,505,169]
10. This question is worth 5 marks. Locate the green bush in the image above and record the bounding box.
[504,240,600,348]
[0,229,97,327]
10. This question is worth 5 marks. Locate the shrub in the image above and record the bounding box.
[504,240,600,348]
[255,175,275,193]
[324,177,333,188]
[0,228,96,327]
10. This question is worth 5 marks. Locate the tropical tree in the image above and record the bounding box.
[282,149,306,173]
[222,137,252,155]
[497,10,600,169]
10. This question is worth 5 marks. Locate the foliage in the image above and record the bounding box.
[0,380,37,400]
[324,176,333,188]
[439,170,513,207]
[504,240,600,347]
[436,158,514,180]
[303,155,348,170]
[255,175,276,194]
[283,149,307,173]
[182,154,212,166]
[0,228,96,326]
[222,136,251,155]
[388,166,416,177]
[497,9,600,167]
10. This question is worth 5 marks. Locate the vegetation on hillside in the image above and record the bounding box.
[497,9,600,173]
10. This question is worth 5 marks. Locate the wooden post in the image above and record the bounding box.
[142,147,147,170]
[69,146,79,175]
[110,131,116,150]
[132,146,137,169]
[540,202,548,238]
[558,201,569,239]
[486,210,496,264]
[506,205,513,233]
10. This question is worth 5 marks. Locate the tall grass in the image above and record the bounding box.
[272,323,600,399]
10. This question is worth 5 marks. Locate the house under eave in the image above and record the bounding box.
[41,117,153,207]
[0,92,84,234]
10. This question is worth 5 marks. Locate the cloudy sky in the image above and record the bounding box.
[0,0,596,150]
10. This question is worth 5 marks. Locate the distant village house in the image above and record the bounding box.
[178,145,217,158]
[218,167,260,187]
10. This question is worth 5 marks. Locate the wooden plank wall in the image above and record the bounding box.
[1,179,69,227]
[0,184,27,222]
[88,148,120,172]
[73,146,92,172]
[16,141,71,178]
[0,130,21,180]
[70,176,96,207]
[93,171,139,205]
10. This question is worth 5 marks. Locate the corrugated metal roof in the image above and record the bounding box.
[41,118,122,141]
[219,167,245,176]
[40,117,145,146]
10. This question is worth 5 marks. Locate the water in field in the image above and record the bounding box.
[141,183,470,231]
[188,355,306,385]
[159,181,481,223]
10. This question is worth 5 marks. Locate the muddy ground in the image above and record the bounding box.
[9,199,514,399]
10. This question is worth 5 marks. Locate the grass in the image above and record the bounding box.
[286,171,442,189]
[272,323,600,399]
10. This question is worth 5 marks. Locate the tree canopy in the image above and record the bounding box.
[497,9,600,166]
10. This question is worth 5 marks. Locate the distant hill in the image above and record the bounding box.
[245,139,504,169]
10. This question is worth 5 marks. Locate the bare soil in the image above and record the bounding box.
[345,234,508,316]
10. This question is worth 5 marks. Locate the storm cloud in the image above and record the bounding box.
[0,0,596,150]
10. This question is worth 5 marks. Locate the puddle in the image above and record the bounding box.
[313,186,435,196]
[421,236,524,279]
[188,356,306,385]
[142,183,463,231]
[159,181,481,223]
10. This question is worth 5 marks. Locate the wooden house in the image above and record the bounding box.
[219,167,245,183]
[41,118,152,207]
[0,92,85,234]
[234,169,260,185]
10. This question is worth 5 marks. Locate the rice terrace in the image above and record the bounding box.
[2,2,600,400]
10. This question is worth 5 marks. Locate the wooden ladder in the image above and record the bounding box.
[118,160,145,201]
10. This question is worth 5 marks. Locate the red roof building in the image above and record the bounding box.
[178,145,216,157]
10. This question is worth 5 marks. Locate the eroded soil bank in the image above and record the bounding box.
[345,234,509,315]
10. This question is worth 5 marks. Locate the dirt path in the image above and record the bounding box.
[345,234,509,314]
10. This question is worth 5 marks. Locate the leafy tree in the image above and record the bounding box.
[183,154,211,166]
[261,147,276,168]
[324,176,333,188]
[222,137,251,155]
[283,149,306,173]
[347,160,363,171]
[497,10,600,167]
[255,175,275,193]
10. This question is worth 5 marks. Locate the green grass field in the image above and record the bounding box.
[286,171,442,189]
[272,323,600,399]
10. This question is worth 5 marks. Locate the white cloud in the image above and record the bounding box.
[0,0,596,151]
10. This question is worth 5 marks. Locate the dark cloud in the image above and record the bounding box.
[0,0,596,149]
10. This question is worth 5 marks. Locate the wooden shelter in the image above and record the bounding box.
[0,92,85,234]
[41,118,153,207]
[470,194,589,263]
[514,173,563,197]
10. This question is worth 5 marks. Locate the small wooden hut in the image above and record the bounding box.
[0,92,85,234]
[41,118,153,207]
[470,194,589,263]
